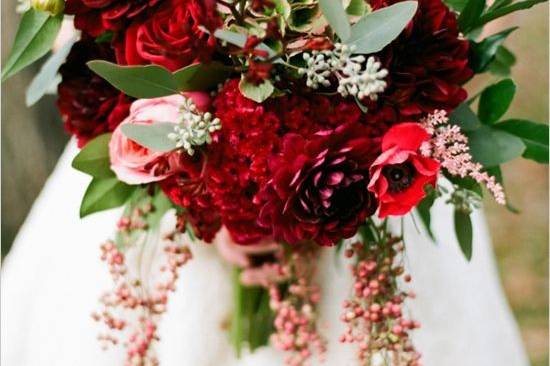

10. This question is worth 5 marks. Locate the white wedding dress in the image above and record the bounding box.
[1,141,530,366]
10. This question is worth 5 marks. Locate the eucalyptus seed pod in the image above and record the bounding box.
[31,0,64,15]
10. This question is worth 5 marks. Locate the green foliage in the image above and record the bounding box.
[474,0,547,27]
[319,0,351,41]
[120,123,178,153]
[87,61,179,98]
[230,269,274,357]
[2,10,63,82]
[173,63,232,91]
[458,0,486,33]
[487,45,516,76]
[466,125,525,167]
[346,0,369,16]
[495,119,549,163]
[469,27,517,73]
[25,37,75,106]
[487,0,514,11]
[87,61,230,98]
[80,177,135,218]
[451,75,547,167]
[454,210,473,261]
[449,102,482,131]
[444,0,469,11]
[478,78,516,124]
[72,133,114,178]
[239,77,275,103]
[346,1,418,54]
[212,28,276,58]
[416,188,437,240]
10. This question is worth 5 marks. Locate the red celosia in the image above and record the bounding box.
[367,0,472,121]
[257,123,379,246]
[57,39,132,147]
[369,123,440,218]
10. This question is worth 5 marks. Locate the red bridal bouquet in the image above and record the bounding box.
[3,0,548,364]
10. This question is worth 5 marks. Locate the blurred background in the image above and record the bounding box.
[1,2,548,365]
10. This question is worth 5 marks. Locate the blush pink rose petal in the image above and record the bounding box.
[109,93,211,185]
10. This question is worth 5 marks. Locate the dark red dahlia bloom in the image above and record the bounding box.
[257,123,379,246]
[65,0,162,37]
[114,0,221,71]
[369,123,440,218]
[57,39,132,147]
[368,0,472,121]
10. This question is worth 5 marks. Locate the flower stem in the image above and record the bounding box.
[231,267,244,358]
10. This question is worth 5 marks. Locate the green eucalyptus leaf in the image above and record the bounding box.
[87,61,178,98]
[346,0,368,15]
[454,210,473,261]
[319,0,351,41]
[449,103,482,131]
[173,62,231,91]
[2,10,63,82]
[72,133,114,178]
[469,27,517,73]
[478,78,516,124]
[457,0,485,33]
[239,77,274,103]
[120,123,178,153]
[25,37,75,106]
[80,177,135,218]
[347,1,418,54]
[466,125,525,167]
[495,119,549,163]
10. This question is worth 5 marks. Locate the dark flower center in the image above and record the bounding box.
[382,162,416,193]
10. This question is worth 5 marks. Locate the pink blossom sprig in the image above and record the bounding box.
[340,233,421,366]
[267,245,327,366]
[93,222,192,366]
[420,110,506,204]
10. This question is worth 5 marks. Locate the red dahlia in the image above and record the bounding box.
[369,0,472,121]
[57,39,131,147]
[257,123,379,246]
[114,0,221,71]
[65,0,162,37]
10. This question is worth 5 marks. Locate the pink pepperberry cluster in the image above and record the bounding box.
[93,224,192,366]
[268,246,327,366]
[340,237,422,366]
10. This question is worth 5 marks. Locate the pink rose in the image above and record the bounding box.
[109,93,211,185]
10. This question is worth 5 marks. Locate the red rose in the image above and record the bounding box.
[257,123,379,246]
[368,123,440,218]
[57,39,132,147]
[114,0,221,71]
[65,0,162,37]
